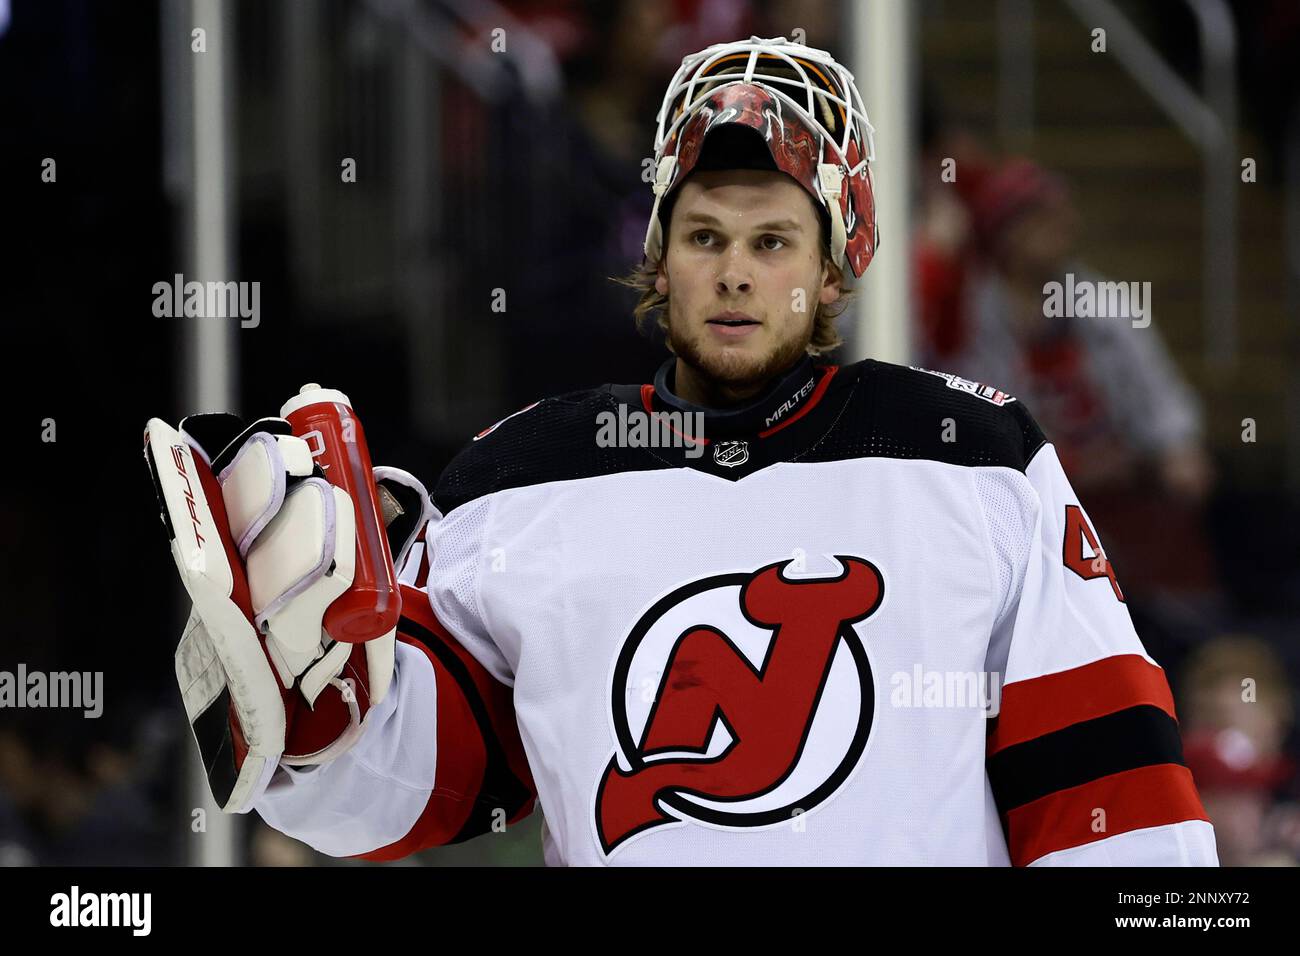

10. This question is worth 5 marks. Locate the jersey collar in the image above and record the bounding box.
[648,354,834,440]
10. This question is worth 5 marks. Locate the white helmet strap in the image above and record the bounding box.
[644,156,679,263]
[652,155,679,198]
[817,163,848,271]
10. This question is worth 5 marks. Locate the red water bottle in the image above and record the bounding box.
[280,384,401,643]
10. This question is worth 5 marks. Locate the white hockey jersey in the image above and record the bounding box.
[255,356,1218,866]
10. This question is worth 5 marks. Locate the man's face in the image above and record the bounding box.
[656,169,841,392]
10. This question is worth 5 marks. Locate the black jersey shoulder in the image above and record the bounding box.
[431,384,672,514]
[801,359,1047,471]
[431,361,1049,513]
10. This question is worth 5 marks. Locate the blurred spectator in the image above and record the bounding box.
[916,158,1218,599]
[1180,636,1300,865]
[921,159,1212,500]
[913,90,996,361]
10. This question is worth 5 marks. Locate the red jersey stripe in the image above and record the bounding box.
[1005,763,1210,866]
[989,654,1177,755]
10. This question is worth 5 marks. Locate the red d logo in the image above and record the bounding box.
[594,555,884,857]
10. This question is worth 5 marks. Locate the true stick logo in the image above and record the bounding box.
[594,555,883,857]
[152,273,261,328]
[0,665,102,718]
[171,443,206,546]
[49,886,151,936]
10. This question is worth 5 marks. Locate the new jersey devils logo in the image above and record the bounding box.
[594,555,884,857]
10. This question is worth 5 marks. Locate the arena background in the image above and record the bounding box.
[1,0,1298,867]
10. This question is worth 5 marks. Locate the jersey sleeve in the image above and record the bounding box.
[421,494,517,687]
[252,581,537,860]
[981,419,1217,866]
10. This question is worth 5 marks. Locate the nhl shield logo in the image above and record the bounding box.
[713,440,749,468]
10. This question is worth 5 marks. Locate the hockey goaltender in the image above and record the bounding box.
[147,37,1217,866]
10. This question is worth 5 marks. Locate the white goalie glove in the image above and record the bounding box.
[144,407,432,814]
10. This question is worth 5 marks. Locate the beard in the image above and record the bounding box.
[666,305,814,393]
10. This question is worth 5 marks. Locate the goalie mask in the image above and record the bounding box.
[642,36,878,278]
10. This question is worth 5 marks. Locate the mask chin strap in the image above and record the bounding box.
[817,162,848,273]
[643,155,680,263]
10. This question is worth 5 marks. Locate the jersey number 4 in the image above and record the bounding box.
[1062,505,1124,602]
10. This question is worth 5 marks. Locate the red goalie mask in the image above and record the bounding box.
[643,36,878,278]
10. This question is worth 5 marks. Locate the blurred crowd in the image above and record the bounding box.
[1,0,1298,866]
